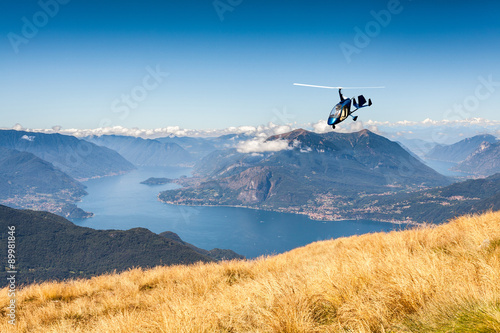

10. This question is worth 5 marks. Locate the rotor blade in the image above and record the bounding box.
[341,86,385,89]
[293,83,385,89]
[293,83,341,89]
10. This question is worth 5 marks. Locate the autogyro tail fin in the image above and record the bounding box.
[357,95,367,107]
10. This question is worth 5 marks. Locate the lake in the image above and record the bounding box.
[72,166,407,258]
[422,159,469,178]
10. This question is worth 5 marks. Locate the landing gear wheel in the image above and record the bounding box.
[332,125,335,129]
[353,116,358,121]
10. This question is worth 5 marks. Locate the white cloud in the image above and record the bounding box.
[2,117,497,145]
[12,123,24,131]
[365,117,500,128]
[335,121,365,133]
[236,138,290,153]
[0,122,294,139]
[311,120,331,134]
[21,135,35,141]
[310,119,379,134]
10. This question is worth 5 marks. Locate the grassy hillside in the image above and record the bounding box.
[2,211,500,332]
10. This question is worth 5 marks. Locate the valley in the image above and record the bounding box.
[2,128,497,224]
[424,134,500,177]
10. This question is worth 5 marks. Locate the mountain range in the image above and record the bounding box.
[0,130,135,180]
[425,133,497,163]
[0,205,243,284]
[85,135,193,166]
[0,129,137,217]
[452,141,500,176]
[396,138,437,158]
[2,128,496,224]
[0,147,91,218]
[0,147,85,199]
[157,133,254,160]
[159,129,451,221]
[342,172,500,223]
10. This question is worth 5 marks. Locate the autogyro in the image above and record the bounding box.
[293,83,384,129]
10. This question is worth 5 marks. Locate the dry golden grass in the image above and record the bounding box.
[2,211,500,332]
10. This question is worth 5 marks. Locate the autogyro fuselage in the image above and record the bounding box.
[327,88,371,129]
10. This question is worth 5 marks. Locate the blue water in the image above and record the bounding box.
[71,167,407,258]
[422,159,469,178]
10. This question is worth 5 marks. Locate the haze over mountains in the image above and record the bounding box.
[425,134,499,176]
[395,138,437,158]
[84,135,193,166]
[0,130,134,180]
[83,133,255,166]
[452,141,500,176]
[158,134,254,160]
[425,134,497,163]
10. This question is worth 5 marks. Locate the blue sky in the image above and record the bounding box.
[1,0,500,131]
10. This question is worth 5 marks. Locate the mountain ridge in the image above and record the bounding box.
[452,141,500,176]
[160,129,451,221]
[0,147,92,218]
[347,172,500,223]
[0,130,135,180]
[85,135,193,166]
[0,205,243,284]
[425,133,497,163]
